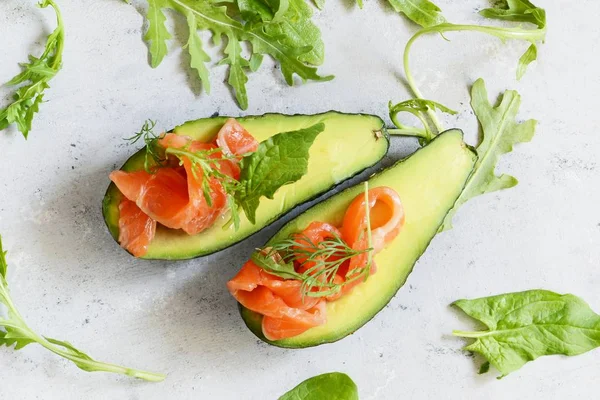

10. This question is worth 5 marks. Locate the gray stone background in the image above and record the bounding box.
[1,0,599,398]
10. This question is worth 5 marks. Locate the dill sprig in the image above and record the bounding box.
[125,120,166,172]
[252,182,374,298]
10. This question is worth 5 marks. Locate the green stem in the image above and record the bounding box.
[452,329,491,338]
[25,326,166,382]
[403,23,546,133]
[387,128,427,138]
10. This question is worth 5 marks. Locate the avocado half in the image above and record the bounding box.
[102,112,389,259]
[239,129,477,348]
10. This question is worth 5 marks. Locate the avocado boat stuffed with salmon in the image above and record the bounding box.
[228,129,477,348]
[102,112,389,259]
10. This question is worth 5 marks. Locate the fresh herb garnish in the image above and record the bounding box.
[127,120,325,230]
[125,120,166,172]
[440,78,536,231]
[0,0,64,139]
[453,290,600,378]
[0,235,165,382]
[279,372,358,400]
[134,0,332,109]
[252,182,374,298]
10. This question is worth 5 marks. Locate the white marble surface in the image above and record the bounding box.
[1,0,599,398]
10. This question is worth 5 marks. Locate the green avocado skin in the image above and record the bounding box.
[238,129,478,348]
[102,111,390,260]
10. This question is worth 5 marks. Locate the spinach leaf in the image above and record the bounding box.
[236,122,325,224]
[137,0,330,109]
[453,290,600,377]
[440,78,536,231]
[279,372,359,400]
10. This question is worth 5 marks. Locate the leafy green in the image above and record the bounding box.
[480,0,546,80]
[279,372,359,400]
[402,0,546,131]
[386,0,446,27]
[251,251,302,280]
[235,122,325,224]
[0,0,64,139]
[388,99,457,143]
[440,78,536,231]
[314,0,444,27]
[136,0,331,109]
[453,290,600,378]
[0,235,165,382]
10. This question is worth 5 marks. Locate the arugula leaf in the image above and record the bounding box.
[279,372,358,400]
[184,10,211,94]
[387,0,446,27]
[388,98,457,143]
[0,235,165,382]
[402,1,546,130]
[0,0,64,139]
[236,122,325,224]
[144,0,170,68]
[480,0,546,79]
[251,251,302,280]
[136,0,331,109]
[453,290,600,378]
[440,78,536,231]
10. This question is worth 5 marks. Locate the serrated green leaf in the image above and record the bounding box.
[144,0,171,68]
[1,0,64,139]
[251,251,302,280]
[220,34,250,109]
[440,78,536,231]
[137,0,330,109]
[453,290,600,377]
[480,0,546,79]
[236,122,325,223]
[279,372,358,400]
[312,0,325,9]
[184,11,211,94]
[480,0,546,29]
[387,0,446,28]
[516,43,537,80]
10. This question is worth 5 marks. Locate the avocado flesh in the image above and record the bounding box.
[102,112,389,259]
[239,129,477,348]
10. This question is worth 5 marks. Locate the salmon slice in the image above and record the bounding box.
[342,186,405,253]
[117,199,156,257]
[262,301,326,341]
[216,118,259,157]
[228,261,320,309]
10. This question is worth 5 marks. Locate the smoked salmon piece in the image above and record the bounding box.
[117,199,156,257]
[217,118,259,157]
[111,119,259,257]
[228,186,405,341]
[262,301,326,341]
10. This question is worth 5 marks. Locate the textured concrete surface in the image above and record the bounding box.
[1,0,599,399]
